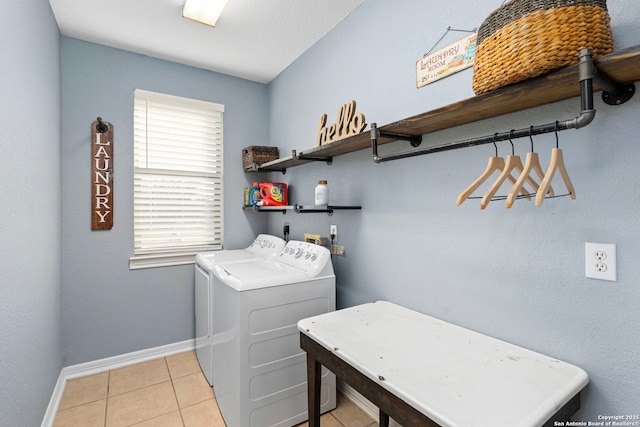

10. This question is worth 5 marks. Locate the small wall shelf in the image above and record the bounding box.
[295,205,362,216]
[243,204,361,216]
[253,44,640,173]
[243,205,295,214]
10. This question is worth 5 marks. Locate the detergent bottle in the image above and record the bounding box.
[249,182,261,206]
[259,182,288,206]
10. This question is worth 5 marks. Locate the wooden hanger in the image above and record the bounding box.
[536,147,576,206]
[506,130,554,208]
[480,155,530,209]
[457,137,530,206]
[457,155,504,205]
[480,133,534,209]
[535,124,576,206]
[457,156,532,205]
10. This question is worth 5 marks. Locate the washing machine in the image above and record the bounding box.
[211,240,336,427]
[195,234,286,386]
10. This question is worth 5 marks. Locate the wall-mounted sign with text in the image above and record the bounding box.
[317,99,367,146]
[91,120,114,230]
[416,32,477,89]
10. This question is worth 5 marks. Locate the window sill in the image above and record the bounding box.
[129,246,221,270]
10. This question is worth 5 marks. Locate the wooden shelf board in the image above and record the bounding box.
[259,155,309,171]
[380,45,640,137]
[256,45,640,172]
[299,133,372,157]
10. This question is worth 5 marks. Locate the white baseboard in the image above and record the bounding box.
[338,381,402,427]
[41,339,195,427]
[42,370,67,427]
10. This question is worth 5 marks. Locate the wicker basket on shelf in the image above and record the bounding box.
[472,0,614,94]
[242,145,279,171]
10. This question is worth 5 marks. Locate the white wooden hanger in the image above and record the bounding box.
[506,129,555,208]
[536,124,576,206]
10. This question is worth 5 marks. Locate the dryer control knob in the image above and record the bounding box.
[295,248,303,258]
[310,252,318,261]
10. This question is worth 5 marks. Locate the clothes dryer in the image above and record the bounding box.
[211,240,336,427]
[195,234,286,385]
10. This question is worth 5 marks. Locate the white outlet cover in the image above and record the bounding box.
[585,242,617,281]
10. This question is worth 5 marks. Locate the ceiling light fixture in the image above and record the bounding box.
[182,0,228,27]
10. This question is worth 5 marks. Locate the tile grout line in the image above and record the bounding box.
[330,412,345,426]
[165,356,188,427]
[104,369,110,427]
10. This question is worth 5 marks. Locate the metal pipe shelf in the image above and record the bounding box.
[252,44,640,173]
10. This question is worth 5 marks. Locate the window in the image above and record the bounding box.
[129,89,224,269]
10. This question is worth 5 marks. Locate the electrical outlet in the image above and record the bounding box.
[330,244,345,256]
[595,262,607,272]
[594,250,607,261]
[330,224,338,242]
[585,242,617,281]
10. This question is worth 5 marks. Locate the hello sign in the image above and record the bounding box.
[317,99,367,146]
[91,118,113,230]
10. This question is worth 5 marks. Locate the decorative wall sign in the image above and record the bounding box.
[416,32,477,88]
[317,100,367,146]
[91,118,114,230]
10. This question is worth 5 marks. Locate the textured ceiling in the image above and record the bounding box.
[49,0,363,83]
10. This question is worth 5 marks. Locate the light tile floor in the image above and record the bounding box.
[53,350,377,427]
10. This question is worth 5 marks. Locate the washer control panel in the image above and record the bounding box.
[247,234,286,254]
[279,240,332,277]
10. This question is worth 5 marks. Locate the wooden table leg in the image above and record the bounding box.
[307,354,322,427]
[379,409,390,427]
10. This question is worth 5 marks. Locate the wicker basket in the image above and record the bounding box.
[472,0,614,94]
[242,145,279,171]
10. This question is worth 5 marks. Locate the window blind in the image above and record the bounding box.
[133,89,224,257]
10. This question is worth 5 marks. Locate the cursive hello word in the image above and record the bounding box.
[317,100,366,146]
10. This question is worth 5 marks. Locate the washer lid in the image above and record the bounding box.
[213,260,312,291]
[196,250,258,271]
[195,234,286,271]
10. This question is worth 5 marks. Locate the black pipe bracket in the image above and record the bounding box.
[293,149,333,165]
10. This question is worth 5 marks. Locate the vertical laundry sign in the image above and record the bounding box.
[91,119,114,230]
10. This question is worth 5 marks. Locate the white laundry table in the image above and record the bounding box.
[298,301,588,427]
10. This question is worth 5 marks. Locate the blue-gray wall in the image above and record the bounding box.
[0,0,62,425]
[60,38,269,365]
[267,0,640,420]
[3,0,639,424]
